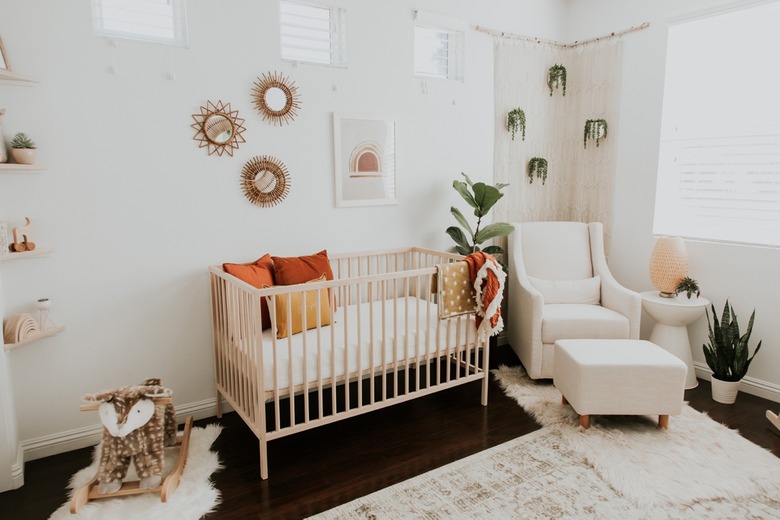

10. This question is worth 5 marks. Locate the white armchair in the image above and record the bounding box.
[507,221,641,379]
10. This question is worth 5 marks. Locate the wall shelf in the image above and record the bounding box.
[0,164,46,172]
[0,70,38,84]
[3,326,66,351]
[0,248,53,262]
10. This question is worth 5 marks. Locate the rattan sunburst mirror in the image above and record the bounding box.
[251,71,300,126]
[241,155,291,207]
[191,100,246,157]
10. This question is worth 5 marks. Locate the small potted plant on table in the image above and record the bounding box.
[702,300,763,404]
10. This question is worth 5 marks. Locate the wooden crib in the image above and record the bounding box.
[209,247,490,479]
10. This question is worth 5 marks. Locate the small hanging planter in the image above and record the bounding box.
[528,157,548,185]
[507,108,526,141]
[584,119,608,148]
[547,64,567,96]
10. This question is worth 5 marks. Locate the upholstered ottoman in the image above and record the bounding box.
[553,339,686,429]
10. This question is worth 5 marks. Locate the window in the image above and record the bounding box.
[654,1,780,247]
[414,11,465,82]
[92,0,188,46]
[280,1,347,68]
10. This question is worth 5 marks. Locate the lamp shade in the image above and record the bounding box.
[649,236,688,297]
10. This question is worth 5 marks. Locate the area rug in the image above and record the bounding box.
[493,365,780,507]
[49,424,223,520]
[310,367,780,519]
[310,427,779,519]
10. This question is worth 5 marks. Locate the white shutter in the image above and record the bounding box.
[280,1,347,68]
[92,0,188,47]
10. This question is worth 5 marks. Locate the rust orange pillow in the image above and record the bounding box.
[272,274,333,339]
[272,250,334,286]
[223,253,275,329]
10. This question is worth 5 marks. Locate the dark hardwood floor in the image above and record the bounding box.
[3,345,780,519]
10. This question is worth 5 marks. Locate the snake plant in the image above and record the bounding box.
[703,300,762,382]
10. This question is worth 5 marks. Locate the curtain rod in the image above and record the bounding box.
[475,22,650,48]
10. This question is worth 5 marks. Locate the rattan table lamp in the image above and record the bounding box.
[649,236,688,297]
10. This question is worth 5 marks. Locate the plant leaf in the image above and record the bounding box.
[481,245,505,256]
[461,172,474,187]
[450,207,474,238]
[452,180,478,209]
[472,184,504,217]
[446,226,472,253]
[475,222,515,244]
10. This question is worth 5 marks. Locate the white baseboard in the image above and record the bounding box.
[693,362,780,403]
[21,398,221,462]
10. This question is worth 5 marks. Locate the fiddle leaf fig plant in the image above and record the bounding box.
[507,108,526,141]
[446,173,514,261]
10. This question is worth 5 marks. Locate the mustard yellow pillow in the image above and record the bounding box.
[272,274,332,339]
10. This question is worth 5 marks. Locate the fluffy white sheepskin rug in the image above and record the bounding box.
[49,424,222,520]
[493,365,780,507]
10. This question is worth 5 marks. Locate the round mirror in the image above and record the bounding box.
[253,169,278,194]
[241,156,291,207]
[264,87,289,113]
[191,100,246,157]
[204,114,234,144]
[252,71,300,126]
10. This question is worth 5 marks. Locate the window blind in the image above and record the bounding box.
[413,12,465,82]
[280,1,347,68]
[92,0,188,47]
[654,1,780,247]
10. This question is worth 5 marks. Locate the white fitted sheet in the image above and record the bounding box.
[244,296,476,394]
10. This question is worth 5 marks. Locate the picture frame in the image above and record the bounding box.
[0,36,9,71]
[333,113,397,207]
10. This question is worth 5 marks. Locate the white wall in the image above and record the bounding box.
[0,0,566,464]
[563,0,780,399]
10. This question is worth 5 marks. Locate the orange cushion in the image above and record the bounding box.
[223,254,275,329]
[272,274,332,339]
[272,250,334,286]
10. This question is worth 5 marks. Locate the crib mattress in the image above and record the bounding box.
[225,296,477,394]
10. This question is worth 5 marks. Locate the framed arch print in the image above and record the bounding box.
[333,113,397,208]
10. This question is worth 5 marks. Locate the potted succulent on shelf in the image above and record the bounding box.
[11,132,36,164]
[675,276,701,300]
[702,300,763,404]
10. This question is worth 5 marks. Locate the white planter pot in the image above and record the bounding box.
[11,148,36,165]
[711,377,740,404]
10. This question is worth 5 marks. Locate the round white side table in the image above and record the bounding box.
[640,291,710,389]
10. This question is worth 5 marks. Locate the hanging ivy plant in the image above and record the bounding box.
[547,64,567,96]
[584,119,608,148]
[507,108,526,141]
[528,157,548,185]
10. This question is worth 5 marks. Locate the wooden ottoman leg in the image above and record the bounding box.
[562,395,569,405]
[580,415,590,429]
[658,415,669,429]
